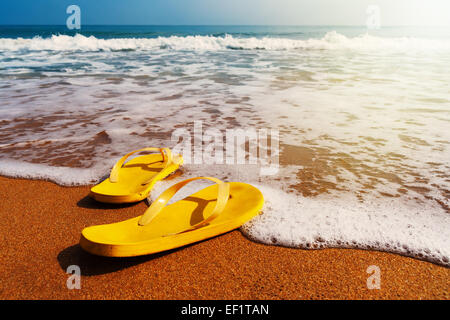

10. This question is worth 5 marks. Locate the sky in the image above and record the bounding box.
[0,0,449,26]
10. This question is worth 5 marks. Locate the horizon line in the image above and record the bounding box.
[1,24,449,28]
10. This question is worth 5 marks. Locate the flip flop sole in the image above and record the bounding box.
[80,182,264,257]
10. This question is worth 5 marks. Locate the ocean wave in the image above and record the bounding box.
[0,31,449,53]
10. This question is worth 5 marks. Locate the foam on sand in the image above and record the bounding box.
[0,159,108,186]
[242,185,450,267]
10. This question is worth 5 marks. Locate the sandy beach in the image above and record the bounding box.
[0,175,448,300]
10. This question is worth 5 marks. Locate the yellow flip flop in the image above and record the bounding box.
[89,147,183,204]
[80,177,264,257]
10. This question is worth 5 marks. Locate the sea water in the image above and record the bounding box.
[0,26,449,265]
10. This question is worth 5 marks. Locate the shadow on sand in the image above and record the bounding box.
[57,244,182,276]
[76,195,140,210]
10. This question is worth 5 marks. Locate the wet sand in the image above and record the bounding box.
[0,175,449,300]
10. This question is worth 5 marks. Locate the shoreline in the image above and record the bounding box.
[0,175,448,299]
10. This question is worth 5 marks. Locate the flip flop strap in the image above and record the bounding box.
[138,177,230,234]
[109,147,172,183]
[141,148,181,186]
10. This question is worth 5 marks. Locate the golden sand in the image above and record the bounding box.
[0,175,448,299]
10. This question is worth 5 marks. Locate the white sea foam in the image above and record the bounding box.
[1,32,449,53]
[0,159,109,186]
[242,185,450,267]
